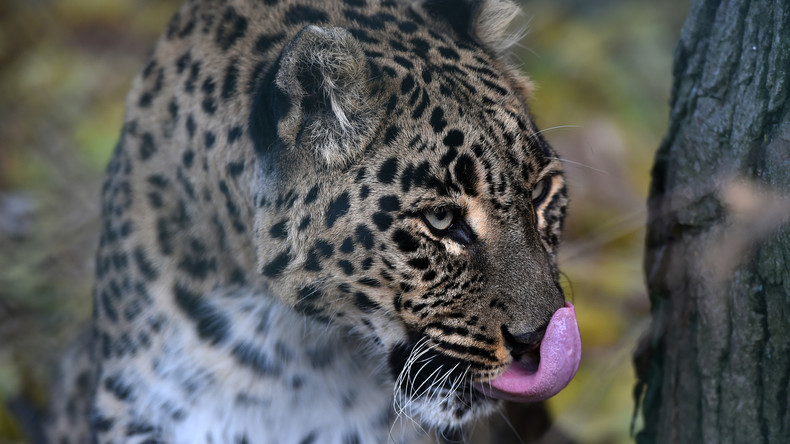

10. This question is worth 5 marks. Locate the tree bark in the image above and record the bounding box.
[634,1,790,443]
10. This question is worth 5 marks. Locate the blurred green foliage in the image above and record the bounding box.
[0,0,686,442]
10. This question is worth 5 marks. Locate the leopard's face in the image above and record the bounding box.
[252,20,570,428]
[352,90,568,427]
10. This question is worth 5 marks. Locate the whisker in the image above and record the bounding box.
[548,156,612,175]
[391,338,437,436]
[534,124,583,135]
[494,407,526,444]
[559,207,647,263]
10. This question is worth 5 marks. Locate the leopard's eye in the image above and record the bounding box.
[423,207,454,231]
[531,177,549,204]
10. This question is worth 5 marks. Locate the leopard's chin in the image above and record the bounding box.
[388,343,502,429]
[394,383,501,431]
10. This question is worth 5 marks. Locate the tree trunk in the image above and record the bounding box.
[634,1,790,443]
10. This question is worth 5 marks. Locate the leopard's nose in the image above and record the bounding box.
[501,324,546,360]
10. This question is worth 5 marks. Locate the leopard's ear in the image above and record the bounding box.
[251,26,381,168]
[421,0,522,55]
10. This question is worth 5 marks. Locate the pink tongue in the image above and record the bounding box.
[475,302,581,403]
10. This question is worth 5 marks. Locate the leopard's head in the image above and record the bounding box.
[250,0,580,430]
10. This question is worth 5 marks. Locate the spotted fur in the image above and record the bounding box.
[48,0,569,442]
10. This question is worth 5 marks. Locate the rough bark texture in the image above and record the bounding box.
[634,1,790,443]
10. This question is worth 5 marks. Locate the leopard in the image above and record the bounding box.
[46,0,582,443]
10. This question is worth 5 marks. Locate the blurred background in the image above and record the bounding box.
[0,0,687,442]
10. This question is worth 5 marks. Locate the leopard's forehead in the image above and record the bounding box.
[268,11,559,201]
